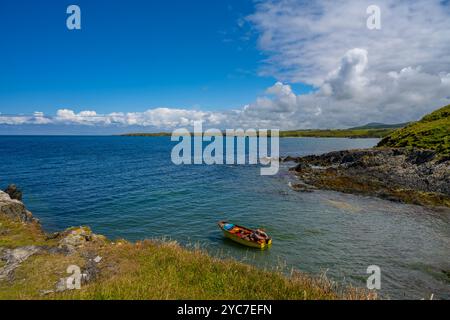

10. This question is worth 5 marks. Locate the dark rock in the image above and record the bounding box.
[82,255,101,283]
[290,162,311,172]
[282,156,298,162]
[406,149,436,165]
[288,182,316,192]
[45,232,62,240]
[442,270,450,281]
[4,184,22,201]
[288,147,450,207]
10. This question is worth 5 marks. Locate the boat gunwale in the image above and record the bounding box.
[217,221,272,248]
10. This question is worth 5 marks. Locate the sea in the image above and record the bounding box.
[0,136,448,299]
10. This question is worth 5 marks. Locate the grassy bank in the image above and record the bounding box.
[0,213,374,300]
[378,104,450,155]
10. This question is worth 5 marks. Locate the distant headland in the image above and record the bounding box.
[120,122,408,139]
[285,104,450,207]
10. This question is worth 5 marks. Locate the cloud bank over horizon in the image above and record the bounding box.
[1,0,450,131]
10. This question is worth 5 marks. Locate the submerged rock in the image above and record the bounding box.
[288,181,316,192]
[282,156,299,163]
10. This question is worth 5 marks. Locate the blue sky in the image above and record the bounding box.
[0,0,449,133]
[0,0,312,116]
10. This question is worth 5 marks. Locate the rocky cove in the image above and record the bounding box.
[284,148,450,208]
[0,188,376,299]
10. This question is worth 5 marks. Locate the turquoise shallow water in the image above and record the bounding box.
[0,136,449,299]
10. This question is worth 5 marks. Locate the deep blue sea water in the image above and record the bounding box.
[0,136,449,299]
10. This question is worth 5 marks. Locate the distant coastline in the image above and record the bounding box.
[120,122,407,139]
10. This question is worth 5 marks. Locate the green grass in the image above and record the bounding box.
[0,202,376,300]
[0,252,85,299]
[0,233,375,300]
[0,214,56,248]
[378,104,450,155]
[349,122,409,130]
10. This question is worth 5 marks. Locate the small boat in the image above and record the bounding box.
[218,221,272,249]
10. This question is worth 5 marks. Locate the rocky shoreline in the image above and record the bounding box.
[284,147,450,208]
[0,188,105,290]
[0,186,36,223]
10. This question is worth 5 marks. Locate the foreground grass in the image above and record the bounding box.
[0,215,374,299]
[2,241,373,300]
[68,241,375,300]
[0,252,85,299]
[0,215,55,248]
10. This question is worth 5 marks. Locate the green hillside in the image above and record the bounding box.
[349,122,409,130]
[378,104,450,155]
[279,128,394,138]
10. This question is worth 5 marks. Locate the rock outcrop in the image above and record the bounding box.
[4,184,23,201]
[0,190,38,223]
[286,148,450,207]
[50,226,107,254]
[0,246,42,281]
[0,189,106,288]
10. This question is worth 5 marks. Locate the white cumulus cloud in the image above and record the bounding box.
[1,0,449,130]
